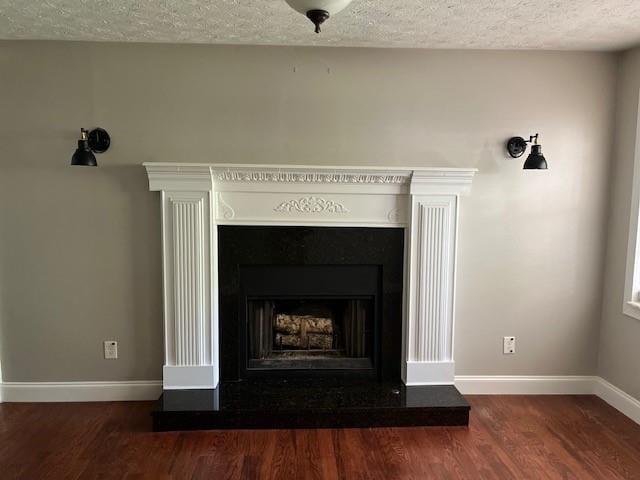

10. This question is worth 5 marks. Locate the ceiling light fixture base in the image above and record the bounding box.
[306,9,330,33]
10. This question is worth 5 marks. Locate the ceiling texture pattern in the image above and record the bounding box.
[1,0,640,50]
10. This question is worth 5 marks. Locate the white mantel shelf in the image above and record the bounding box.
[144,163,477,389]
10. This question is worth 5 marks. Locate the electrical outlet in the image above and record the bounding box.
[104,341,118,359]
[503,336,516,354]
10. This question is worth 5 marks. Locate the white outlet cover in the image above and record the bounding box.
[503,336,516,355]
[104,341,118,359]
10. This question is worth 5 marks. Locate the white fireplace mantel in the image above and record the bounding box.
[144,163,477,389]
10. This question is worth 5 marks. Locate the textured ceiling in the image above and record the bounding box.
[1,0,640,51]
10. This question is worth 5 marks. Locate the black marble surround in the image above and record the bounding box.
[218,226,405,382]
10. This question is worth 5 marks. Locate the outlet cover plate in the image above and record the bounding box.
[503,336,516,354]
[104,340,118,359]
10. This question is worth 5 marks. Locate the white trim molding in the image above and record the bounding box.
[455,375,640,425]
[405,195,457,385]
[0,381,162,402]
[162,365,217,390]
[593,377,640,425]
[622,91,640,321]
[406,362,456,385]
[455,375,596,395]
[144,163,477,389]
[1,376,638,427]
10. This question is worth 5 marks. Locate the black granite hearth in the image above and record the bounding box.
[151,378,470,431]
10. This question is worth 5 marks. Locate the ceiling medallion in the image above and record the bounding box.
[285,0,354,33]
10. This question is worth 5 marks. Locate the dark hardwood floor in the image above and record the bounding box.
[1,395,639,479]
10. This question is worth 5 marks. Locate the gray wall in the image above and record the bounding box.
[0,41,616,382]
[598,46,640,399]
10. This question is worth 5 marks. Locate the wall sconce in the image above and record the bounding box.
[506,133,548,170]
[71,128,111,166]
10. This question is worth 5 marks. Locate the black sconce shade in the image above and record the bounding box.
[71,129,96,166]
[523,144,548,170]
[71,127,110,166]
[507,133,548,170]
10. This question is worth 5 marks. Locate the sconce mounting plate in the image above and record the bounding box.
[88,128,111,153]
[507,136,528,158]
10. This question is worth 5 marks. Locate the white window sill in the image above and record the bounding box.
[623,301,640,321]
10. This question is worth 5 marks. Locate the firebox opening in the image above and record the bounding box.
[247,297,375,371]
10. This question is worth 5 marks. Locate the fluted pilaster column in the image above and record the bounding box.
[404,171,465,385]
[147,165,217,389]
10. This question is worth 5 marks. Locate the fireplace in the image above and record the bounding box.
[144,163,476,390]
[146,163,476,430]
[218,226,403,381]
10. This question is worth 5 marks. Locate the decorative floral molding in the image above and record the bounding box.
[387,207,405,223]
[217,193,235,220]
[144,163,477,195]
[215,171,408,185]
[274,196,349,214]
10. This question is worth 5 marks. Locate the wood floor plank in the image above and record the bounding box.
[0,396,638,479]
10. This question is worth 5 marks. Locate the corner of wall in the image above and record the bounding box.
[595,46,640,401]
[0,321,3,404]
[595,50,626,377]
[0,359,3,403]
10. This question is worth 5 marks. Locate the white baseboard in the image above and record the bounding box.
[455,375,597,395]
[593,377,640,425]
[0,376,637,427]
[0,381,162,402]
[455,375,640,425]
